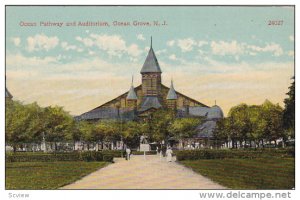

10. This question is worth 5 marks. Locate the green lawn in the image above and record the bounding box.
[180,158,294,189]
[6,161,108,189]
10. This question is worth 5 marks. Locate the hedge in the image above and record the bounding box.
[131,150,157,155]
[5,151,114,163]
[176,148,295,161]
[100,150,125,158]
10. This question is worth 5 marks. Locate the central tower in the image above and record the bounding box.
[139,37,163,112]
[140,37,162,96]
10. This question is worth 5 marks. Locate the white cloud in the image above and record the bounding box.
[75,36,82,41]
[76,36,93,47]
[61,42,77,51]
[130,57,138,62]
[127,44,142,57]
[137,34,145,41]
[6,53,58,67]
[166,40,175,47]
[27,34,59,52]
[169,54,177,61]
[90,34,126,51]
[177,38,197,52]
[211,40,244,56]
[156,49,167,55]
[77,34,143,57]
[88,50,95,55]
[289,35,294,42]
[12,37,21,46]
[198,40,208,47]
[77,48,84,52]
[247,43,283,56]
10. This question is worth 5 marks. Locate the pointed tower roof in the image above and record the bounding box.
[166,79,177,100]
[140,37,162,73]
[126,76,138,100]
[5,87,13,99]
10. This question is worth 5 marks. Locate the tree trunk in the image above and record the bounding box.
[13,145,17,152]
[55,142,57,151]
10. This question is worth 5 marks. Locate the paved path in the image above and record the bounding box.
[62,155,226,189]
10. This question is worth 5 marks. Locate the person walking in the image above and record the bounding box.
[126,147,131,161]
[166,146,173,162]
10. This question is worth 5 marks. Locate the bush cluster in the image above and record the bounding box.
[6,151,114,163]
[131,150,157,155]
[176,148,295,161]
[100,150,125,158]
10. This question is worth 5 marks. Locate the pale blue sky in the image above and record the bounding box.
[5,6,295,115]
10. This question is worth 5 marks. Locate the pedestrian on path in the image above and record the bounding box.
[126,147,131,160]
[166,146,173,162]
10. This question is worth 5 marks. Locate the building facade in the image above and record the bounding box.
[77,40,224,148]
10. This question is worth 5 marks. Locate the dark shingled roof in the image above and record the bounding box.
[139,96,162,112]
[177,106,224,120]
[207,105,224,119]
[195,120,217,138]
[166,80,177,100]
[5,88,13,99]
[126,85,138,100]
[177,106,209,117]
[140,47,162,73]
[79,107,136,121]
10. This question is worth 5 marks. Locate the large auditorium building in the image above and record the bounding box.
[77,39,224,148]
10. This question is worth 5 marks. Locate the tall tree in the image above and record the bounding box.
[227,104,251,148]
[283,77,295,138]
[169,117,201,148]
[6,101,31,151]
[43,106,73,150]
[148,109,175,143]
[261,100,284,146]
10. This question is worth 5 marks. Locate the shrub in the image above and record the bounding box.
[100,150,125,158]
[80,152,94,162]
[176,148,295,161]
[5,151,114,162]
[103,155,114,162]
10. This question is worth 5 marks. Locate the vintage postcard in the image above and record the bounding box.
[5,5,295,193]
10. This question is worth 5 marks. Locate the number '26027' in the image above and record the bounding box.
[268,20,284,25]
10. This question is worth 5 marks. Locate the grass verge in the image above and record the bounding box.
[180,158,294,189]
[6,161,108,189]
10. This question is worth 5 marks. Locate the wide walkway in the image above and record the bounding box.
[62,154,226,189]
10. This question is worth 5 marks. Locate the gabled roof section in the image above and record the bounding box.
[89,85,142,112]
[5,88,13,99]
[140,39,162,73]
[166,80,177,100]
[139,96,162,112]
[161,84,208,107]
